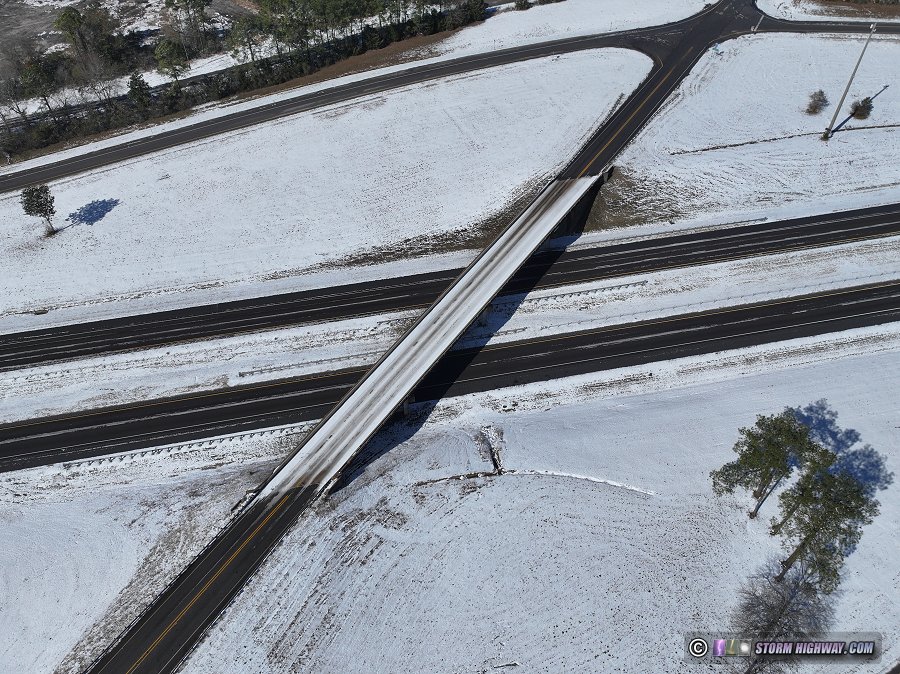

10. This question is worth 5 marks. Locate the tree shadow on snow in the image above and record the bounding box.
[65,198,121,228]
[790,399,893,498]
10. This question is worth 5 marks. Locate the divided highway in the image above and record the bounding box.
[4,281,898,473]
[1,1,895,673]
[3,202,899,370]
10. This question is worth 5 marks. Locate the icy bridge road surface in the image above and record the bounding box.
[258,176,600,501]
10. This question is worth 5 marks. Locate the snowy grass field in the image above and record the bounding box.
[0,49,651,330]
[418,0,709,58]
[0,429,298,674]
[759,0,900,23]
[1,326,897,674]
[606,33,900,231]
[173,336,900,674]
[3,235,898,424]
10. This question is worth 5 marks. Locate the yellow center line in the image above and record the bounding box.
[577,67,677,177]
[577,31,713,179]
[122,490,294,674]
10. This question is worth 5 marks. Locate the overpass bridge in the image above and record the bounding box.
[260,175,602,499]
[87,174,604,674]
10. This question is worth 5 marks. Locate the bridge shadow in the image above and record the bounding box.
[329,243,569,495]
[330,183,602,495]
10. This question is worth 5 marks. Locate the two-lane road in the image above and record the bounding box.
[3,0,899,195]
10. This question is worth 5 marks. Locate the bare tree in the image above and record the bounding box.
[732,558,835,674]
[75,51,119,105]
[806,89,828,115]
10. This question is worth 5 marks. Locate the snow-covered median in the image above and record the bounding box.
[2,322,897,673]
[176,337,900,674]
[3,235,898,424]
[0,49,651,330]
[759,0,900,23]
[608,33,900,231]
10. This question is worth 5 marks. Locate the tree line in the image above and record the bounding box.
[0,0,489,158]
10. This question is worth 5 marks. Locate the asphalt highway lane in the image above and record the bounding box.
[61,281,900,674]
[3,2,899,196]
[3,202,898,371]
[86,484,320,674]
[3,281,897,473]
[0,31,640,195]
[19,2,895,671]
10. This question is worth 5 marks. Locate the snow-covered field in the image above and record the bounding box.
[610,33,900,231]
[0,49,651,331]
[0,429,300,674]
[760,0,900,23]
[3,235,898,424]
[173,334,900,674]
[1,322,897,674]
[418,0,710,58]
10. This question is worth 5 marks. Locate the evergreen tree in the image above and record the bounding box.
[127,72,153,115]
[21,184,57,235]
[769,444,836,536]
[155,39,189,82]
[774,471,879,592]
[710,411,821,518]
[229,15,266,63]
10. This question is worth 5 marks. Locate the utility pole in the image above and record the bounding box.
[825,23,877,139]
[752,15,763,33]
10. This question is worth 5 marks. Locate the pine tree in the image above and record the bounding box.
[228,16,265,63]
[21,184,57,235]
[710,411,821,518]
[774,471,879,593]
[127,72,152,115]
[769,444,836,536]
[155,39,189,83]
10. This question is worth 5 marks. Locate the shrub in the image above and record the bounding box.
[806,89,828,115]
[850,97,873,120]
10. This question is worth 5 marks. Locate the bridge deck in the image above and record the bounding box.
[258,176,600,500]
